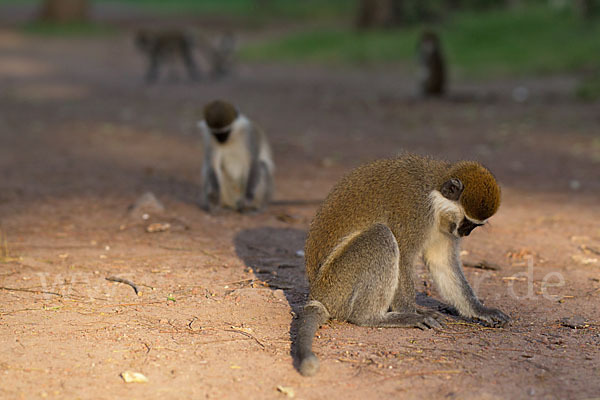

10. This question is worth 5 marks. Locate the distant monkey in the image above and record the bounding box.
[417,30,446,96]
[198,100,274,213]
[209,31,236,79]
[296,154,509,376]
[135,29,200,83]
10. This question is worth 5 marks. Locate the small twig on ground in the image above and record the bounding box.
[0,286,62,297]
[105,276,140,295]
[97,301,163,308]
[199,249,221,260]
[580,244,600,256]
[219,278,255,287]
[266,281,294,290]
[188,316,199,331]
[157,245,195,252]
[396,344,486,360]
[446,321,495,330]
[0,307,42,316]
[463,260,500,271]
[225,328,265,349]
[377,369,462,382]
[585,287,600,296]
[337,357,362,364]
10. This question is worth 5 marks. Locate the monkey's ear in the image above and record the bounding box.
[441,178,464,201]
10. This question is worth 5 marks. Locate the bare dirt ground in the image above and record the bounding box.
[0,22,599,400]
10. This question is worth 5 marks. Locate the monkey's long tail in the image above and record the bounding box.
[296,300,330,377]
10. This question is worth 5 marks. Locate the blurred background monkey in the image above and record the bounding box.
[135,29,200,83]
[208,31,236,79]
[198,100,274,213]
[417,30,446,97]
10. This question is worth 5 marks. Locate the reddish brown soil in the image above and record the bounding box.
[0,27,599,400]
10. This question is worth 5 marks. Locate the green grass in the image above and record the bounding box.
[98,0,353,19]
[0,0,353,21]
[22,21,116,36]
[242,6,600,77]
[576,74,600,100]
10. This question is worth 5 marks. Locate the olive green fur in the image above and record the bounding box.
[296,153,507,377]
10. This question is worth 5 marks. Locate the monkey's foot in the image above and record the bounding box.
[374,312,443,330]
[412,313,443,330]
[472,307,510,327]
[416,308,445,324]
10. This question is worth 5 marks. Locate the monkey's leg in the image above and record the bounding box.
[200,166,220,212]
[311,224,441,329]
[181,46,200,81]
[145,52,160,83]
[424,236,510,327]
[389,255,444,322]
[241,161,272,212]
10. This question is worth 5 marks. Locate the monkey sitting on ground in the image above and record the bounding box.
[417,30,446,97]
[198,100,274,213]
[296,154,509,376]
[135,29,200,84]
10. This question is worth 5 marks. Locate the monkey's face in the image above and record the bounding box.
[456,217,484,237]
[213,130,231,143]
[422,39,436,56]
[444,214,484,238]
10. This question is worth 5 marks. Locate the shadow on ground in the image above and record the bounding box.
[233,227,308,369]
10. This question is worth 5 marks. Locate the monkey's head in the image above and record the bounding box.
[203,100,239,143]
[135,30,151,51]
[419,30,440,56]
[440,162,500,237]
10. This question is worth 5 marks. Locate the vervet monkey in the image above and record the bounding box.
[198,100,274,213]
[135,29,200,83]
[417,30,446,96]
[296,154,509,376]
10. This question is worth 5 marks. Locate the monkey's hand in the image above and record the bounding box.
[200,193,219,213]
[472,306,510,328]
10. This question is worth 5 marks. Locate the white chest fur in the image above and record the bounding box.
[213,129,251,208]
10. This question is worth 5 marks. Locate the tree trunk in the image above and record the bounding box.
[39,0,89,23]
[575,0,600,19]
[356,0,401,29]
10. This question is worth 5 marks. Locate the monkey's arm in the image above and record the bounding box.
[199,135,220,212]
[241,126,273,211]
[200,165,219,212]
[423,236,509,327]
[244,161,272,202]
[180,39,201,81]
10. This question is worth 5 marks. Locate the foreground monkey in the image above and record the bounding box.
[135,29,200,83]
[296,154,509,376]
[198,100,274,213]
[417,30,446,96]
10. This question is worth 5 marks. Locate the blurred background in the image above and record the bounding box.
[0,0,598,202]
[1,0,599,86]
